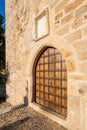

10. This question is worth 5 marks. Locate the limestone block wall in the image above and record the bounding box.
[6,0,87,130]
[6,0,29,105]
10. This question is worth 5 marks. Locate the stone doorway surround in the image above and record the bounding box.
[26,35,86,130]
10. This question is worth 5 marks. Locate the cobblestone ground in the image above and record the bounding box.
[0,106,67,130]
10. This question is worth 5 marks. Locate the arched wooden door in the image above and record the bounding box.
[35,47,67,116]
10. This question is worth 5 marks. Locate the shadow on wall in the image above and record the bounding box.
[0,65,29,106]
[24,84,29,106]
[0,66,10,103]
[24,96,28,106]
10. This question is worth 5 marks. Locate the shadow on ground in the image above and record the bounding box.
[0,117,30,130]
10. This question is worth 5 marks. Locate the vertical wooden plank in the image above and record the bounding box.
[62,89,67,97]
[45,86,48,92]
[55,97,61,105]
[49,79,54,86]
[56,88,61,96]
[49,87,55,94]
[56,80,61,87]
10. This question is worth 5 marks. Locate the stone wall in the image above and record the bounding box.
[6,0,87,130]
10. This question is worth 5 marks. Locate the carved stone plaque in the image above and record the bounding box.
[35,9,49,41]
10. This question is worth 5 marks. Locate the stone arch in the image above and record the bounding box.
[26,36,78,105]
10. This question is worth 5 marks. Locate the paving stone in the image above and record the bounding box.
[0,106,67,130]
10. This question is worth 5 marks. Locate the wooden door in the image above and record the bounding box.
[35,47,67,116]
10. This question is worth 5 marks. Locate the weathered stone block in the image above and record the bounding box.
[57,25,69,36]
[55,11,63,21]
[50,0,58,9]
[80,62,87,74]
[83,27,87,35]
[68,81,79,96]
[61,14,73,24]
[68,96,80,126]
[80,94,87,130]
[67,59,76,72]
[75,3,87,17]
[69,74,87,81]
[55,0,68,14]
[60,48,73,57]
[84,14,87,20]
[65,0,84,13]
[65,30,82,43]
[73,39,87,52]
[51,23,60,33]
[78,49,87,60]
[72,17,83,29]
[78,81,87,94]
